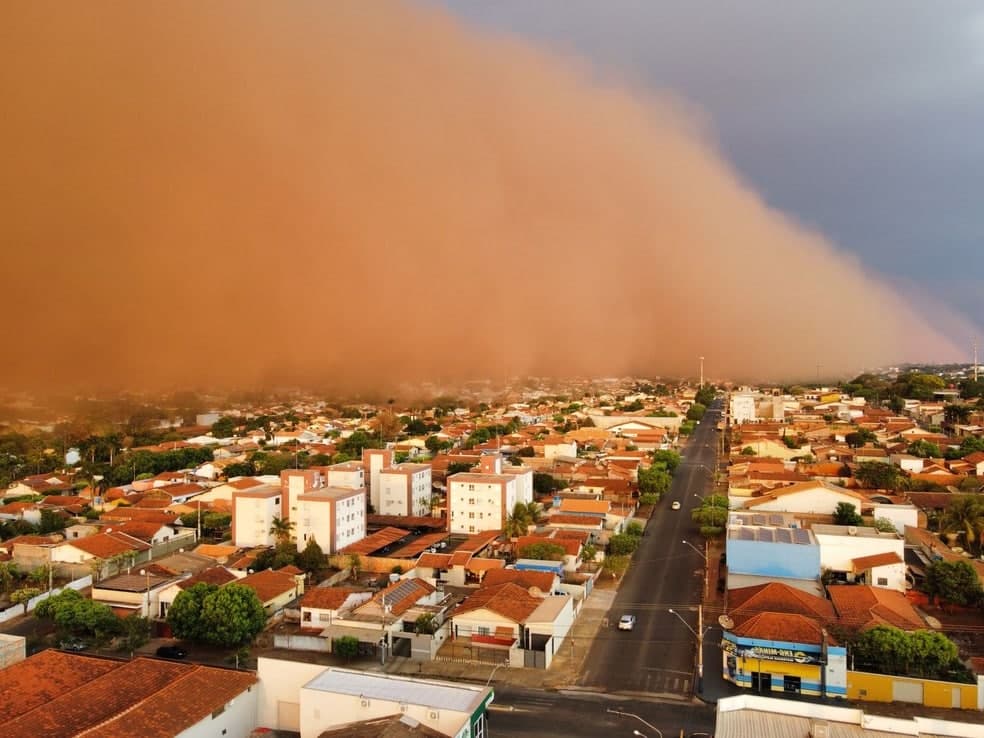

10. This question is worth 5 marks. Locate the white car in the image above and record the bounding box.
[618,614,637,631]
[671,501,681,510]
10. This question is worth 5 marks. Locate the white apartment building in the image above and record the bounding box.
[378,463,432,516]
[730,394,756,424]
[281,468,323,521]
[362,448,394,511]
[447,472,517,536]
[323,461,365,490]
[295,487,366,554]
[232,487,282,547]
[502,465,534,505]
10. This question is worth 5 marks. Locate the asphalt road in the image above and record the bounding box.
[579,401,723,697]
[489,685,715,738]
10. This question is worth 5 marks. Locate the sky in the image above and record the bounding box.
[0,2,977,394]
[440,0,984,343]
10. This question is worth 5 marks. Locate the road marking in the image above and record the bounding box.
[642,667,692,676]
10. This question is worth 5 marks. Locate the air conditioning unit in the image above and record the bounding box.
[810,720,829,738]
[360,698,370,708]
[428,710,439,720]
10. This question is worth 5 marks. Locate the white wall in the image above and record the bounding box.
[299,687,471,738]
[815,532,906,590]
[333,491,366,551]
[256,657,324,731]
[234,494,280,548]
[870,504,919,535]
[176,685,257,738]
[747,488,861,515]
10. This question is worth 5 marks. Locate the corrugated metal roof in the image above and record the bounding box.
[303,668,487,713]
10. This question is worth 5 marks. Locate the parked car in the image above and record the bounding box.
[618,614,637,631]
[671,501,681,510]
[60,639,86,652]
[156,645,188,659]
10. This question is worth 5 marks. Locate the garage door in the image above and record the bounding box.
[278,700,300,731]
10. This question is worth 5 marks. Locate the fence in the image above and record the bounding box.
[0,574,94,623]
[846,670,983,710]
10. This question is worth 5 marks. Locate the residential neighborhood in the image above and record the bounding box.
[1,369,984,736]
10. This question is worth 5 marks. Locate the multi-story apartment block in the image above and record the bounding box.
[295,487,367,554]
[378,463,432,517]
[448,459,518,536]
[280,468,322,520]
[319,461,365,491]
[231,487,282,547]
[362,448,394,511]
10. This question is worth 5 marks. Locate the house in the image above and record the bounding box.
[740,480,868,516]
[238,567,305,614]
[49,531,152,576]
[964,451,984,476]
[256,659,492,738]
[299,586,372,629]
[515,533,582,573]
[725,514,821,592]
[827,584,925,632]
[378,463,433,517]
[295,487,366,554]
[324,577,441,652]
[3,472,75,499]
[91,570,181,618]
[811,524,906,591]
[0,650,257,738]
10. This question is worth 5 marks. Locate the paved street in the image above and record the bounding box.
[579,401,723,697]
[488,685,715,738]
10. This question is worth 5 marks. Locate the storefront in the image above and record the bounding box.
[721,634,846,698]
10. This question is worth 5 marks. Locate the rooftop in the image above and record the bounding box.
[303,667,490,714]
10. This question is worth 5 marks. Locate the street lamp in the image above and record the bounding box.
[485,659,509,686]
[606,709,661,738]
[668,607,709,694]
[681,539,706,561]
[633,732,649,738]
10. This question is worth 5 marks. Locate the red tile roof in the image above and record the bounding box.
[453,582,542,623]
[481,568,556,593]
[301,586,366,611]
[851,551,903,572]
[728,582,835,622]
[0,652,255,738]
[238,569,299,604]
[66,531,151,559]
[731,612,832,646]
[827,584,925,631]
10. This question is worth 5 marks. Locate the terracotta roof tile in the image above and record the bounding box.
[301,586,366,611]
[827,584,925,631]
[731,612,833,646]
[481,569,556,593]
[453,582,542,623]
[728,582,835,622]
[238,569,300,604]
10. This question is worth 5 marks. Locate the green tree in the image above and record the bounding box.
[906,440,940,458]
[199,584,267,647]
[854,461,906,490]
[686,403,707,422]
[0,561,19,595]
[624,521,645,538]
[446,462,474,476]
[533,472,564,496]
[211,417,237,438]
[853,625,914,674]
[608,533,641,556]
[638,464,671,499]
[740,446,756,456]
[691,495,729,536]
[940,494,984,556]
[121,615,151,651]
[223,461,255,478]
[35,588,121,643]
[414,613,438,635]
[872,517,898,533]
[296,536,327,574]
[39,509,67,534]
[602,554,630,579]
[579,542,597,564]
[652,450,682,472]
[924,559,984,607]
[167,582,217,642]
[517,542,566,561]
[908,629,960,678]
[845,429,876,448]
[425,435,451,454]
[333,635,360,660]
[833,502,864,527]
[268,516,295,546]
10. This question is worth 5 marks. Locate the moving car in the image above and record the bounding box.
[156,645,188,659]
[671,501,681,510]
[618,614,637,631]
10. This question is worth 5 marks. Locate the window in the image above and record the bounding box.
[877,577,888,586]
[468,512,475,519]
[274,497,280,505]
[303,611,312,622]
[468,498,475,505]
[477,626,490,636]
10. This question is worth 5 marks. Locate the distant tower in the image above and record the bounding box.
[975,341,979,382]
[699,356,704,388]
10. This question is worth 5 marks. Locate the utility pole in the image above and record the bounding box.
[699,356,704,388]
[697,603,704,694]
[974,341,979,382]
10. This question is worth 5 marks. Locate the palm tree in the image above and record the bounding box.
[941,495,984,556]
[269,516,295,546]
[505,502,532,538]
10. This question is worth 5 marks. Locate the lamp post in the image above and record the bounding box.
[606,709,661,738]
[485,659,509,686]
[669,607,708,694]
[680,539,706,561]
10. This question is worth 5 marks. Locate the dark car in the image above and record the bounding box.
[156,645,187,659]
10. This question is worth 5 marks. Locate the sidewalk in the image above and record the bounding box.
[377,579,617,690]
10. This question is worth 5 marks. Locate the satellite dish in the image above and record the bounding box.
[925,616,942,630]
[719,615,735,630]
